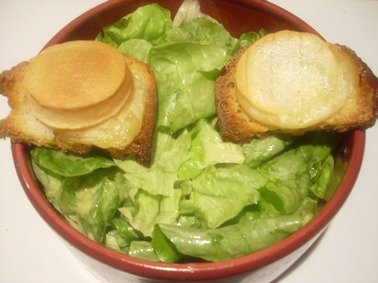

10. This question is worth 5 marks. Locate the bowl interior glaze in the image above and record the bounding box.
[11,0,365,281]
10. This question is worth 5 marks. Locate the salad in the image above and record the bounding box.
[31,1,340,263]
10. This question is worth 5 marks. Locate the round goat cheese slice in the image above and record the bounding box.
[236,30,348,129]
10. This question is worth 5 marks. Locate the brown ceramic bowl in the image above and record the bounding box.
[11,0,365,282]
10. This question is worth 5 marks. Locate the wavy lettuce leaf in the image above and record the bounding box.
[31,147,115,177]
[97,1,237,132]
[178,165,265,228]
[96,4,172,46]
[309,155,335,199]
[242,135,294,168]
[172,0,212,27]
[117,39,152,63]
[31,161,65,213]
[119,189,182,237]
[234,29,267,52]
[159,215,302,262]
[33,162,128,242]
[115,131,191,196]
[149,42,228,132]
[128,241,159,261]
[178,119,244,180]
[159,196,317,262]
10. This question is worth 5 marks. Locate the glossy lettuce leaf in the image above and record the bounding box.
[149,42,228,132]
[256,134,336,215]
[111,217,141,245]
[119,189,182,237]
[159,195,317,262]
[260,180,308,215]
[97,2,236,132]
[178,165,266,228]
[31,147,115,177]
[104,229,130,253]
[172,0,212,27]
[117,39,152,63]
[151,225,182,263]
[59,169,128,242]
[31,161,65,213]
[115,131,191,196]
[233,29,267,52]
[178,118,244,180]
[242,135,294,168]
[128,241,159,261]
[159,17,236,53]
[309,155,334,199]
[159,215,302,262]
[96,3,172,46]
[32,163,129,242]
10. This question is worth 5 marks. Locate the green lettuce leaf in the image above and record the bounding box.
[151,225,182,263]
[128,241,159,261]
[96,4,172,46]
[119,189,182,237]
[104,229,129,253]
[57,169,127,242]
[111,217,141,244]
[233,29,267,53]
[160,18,236,53]
[149,42,229,132]
[159,214,302,262]
[242,135,294,168]
[31,161,65,213]
[260,180,308,215]
[178,118,244,180]
[115,131,191,196]
[309,155,334,199]
[256,134,336,215]
[31,147,115,177]
[172,0,212,27]
[178,165,266,228]
[97,2,238,132]
[159,195,317,262]
[117,39,152,63]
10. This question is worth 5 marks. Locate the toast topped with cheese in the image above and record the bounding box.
[0,40,157,165]
[216,30,378,143]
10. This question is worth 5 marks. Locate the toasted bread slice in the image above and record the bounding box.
[0,41,157,165]
[216,30,378,143]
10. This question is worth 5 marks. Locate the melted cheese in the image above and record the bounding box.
[236,30,348,129]
[24,40,146,149]
[54,61,146,149]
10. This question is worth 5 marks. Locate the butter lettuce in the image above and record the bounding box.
[30,1,340,264]
[178,118,244,180]
[158,197,317,262]
[115,131,191,197]
[31,147,115,177]
[178,165,265,228]
[119,189,182,237]
[96,3,172,46]
[150,42,228,131]
[159,215,302,262]
[97,0,262,133]
[32,154,128,242]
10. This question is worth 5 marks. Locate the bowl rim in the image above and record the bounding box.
[11,0,366,281]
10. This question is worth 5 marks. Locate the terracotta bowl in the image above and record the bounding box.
[11,0,365,282]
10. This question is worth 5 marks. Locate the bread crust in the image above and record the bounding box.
[0,54,157,166]
[215,43,378,143]
[108,56,157,165]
